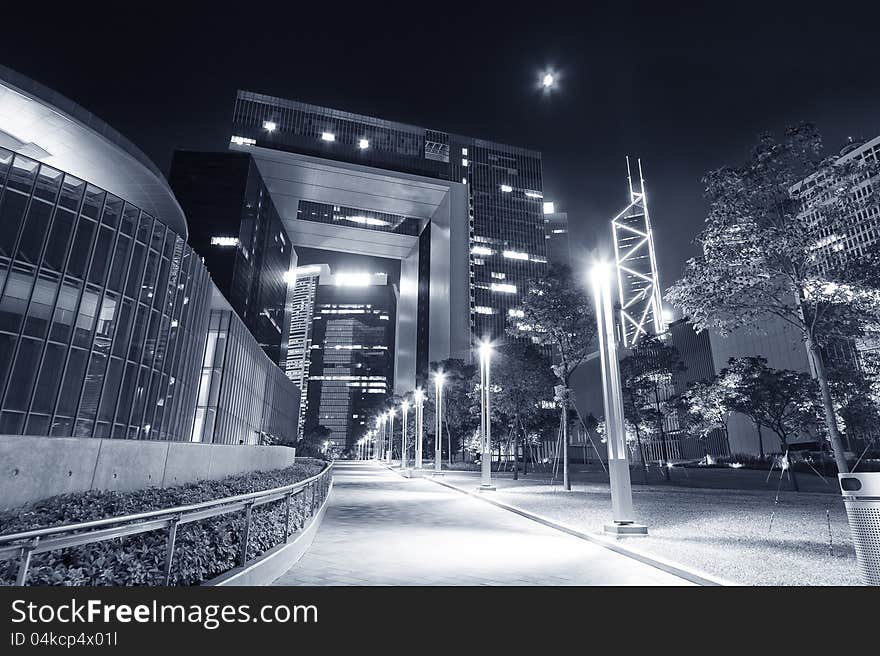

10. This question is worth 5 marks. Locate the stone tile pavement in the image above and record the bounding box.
[273,461,691,586]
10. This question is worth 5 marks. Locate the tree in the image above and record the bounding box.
[666,123,880,474]
[828,352,880,449]
[675,376,734,458]
[425,359,478,465]
[298,424,333,459]
[721,357,821,491]
[619,335,685,480]
[507,264,598,490]
[489,343,557,479]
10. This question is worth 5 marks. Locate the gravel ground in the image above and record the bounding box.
[435,470,860,586]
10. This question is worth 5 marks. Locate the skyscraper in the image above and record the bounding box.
[288,267,396,450]
[542,202,571,267]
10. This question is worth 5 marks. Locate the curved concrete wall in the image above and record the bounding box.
[0,435,296,510]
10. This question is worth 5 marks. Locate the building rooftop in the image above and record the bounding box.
[0,65,188,237]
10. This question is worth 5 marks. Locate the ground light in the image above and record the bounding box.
[478,341,495,492]
[433,372,445,476]
[590,261,647,536]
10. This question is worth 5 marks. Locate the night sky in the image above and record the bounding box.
[2,2,878,291]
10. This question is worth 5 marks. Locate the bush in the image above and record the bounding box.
[0,459,329,586]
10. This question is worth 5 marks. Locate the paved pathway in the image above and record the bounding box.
[273,461,691,586]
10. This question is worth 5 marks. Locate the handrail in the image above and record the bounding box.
[0,462,332,544]
[0,461,334,586]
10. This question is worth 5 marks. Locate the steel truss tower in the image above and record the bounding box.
[611,157,666,347]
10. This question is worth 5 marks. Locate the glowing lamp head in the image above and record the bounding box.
[590,261,613,289]
[478,341,493,362]
[434,371,445,389]
[401,401,410,412]
[542,73,555,88]
[414,389,424,402]
[358,138,369,150]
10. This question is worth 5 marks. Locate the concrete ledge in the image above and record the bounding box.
[425,476,734,587]
[205,479,334,587]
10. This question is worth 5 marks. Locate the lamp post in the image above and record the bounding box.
[591,261,646,535]
[386,410,394,464]
[414,389,424,468]
[478,342,495,491]
[400,401,410,469]
[433,372,445,475]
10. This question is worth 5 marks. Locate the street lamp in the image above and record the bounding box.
[414,389,425,469]
[386,410,394,464]
[433,371,445,476]
[590,261,647,535]
[375,417,382,460]
[400,401,410,469]
[478,341,495,491]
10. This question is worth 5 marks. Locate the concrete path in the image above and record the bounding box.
[273,461,691,586]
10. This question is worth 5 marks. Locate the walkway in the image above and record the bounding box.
[274,461,690,585]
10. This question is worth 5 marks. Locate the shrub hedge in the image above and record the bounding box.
[0,459,329,586]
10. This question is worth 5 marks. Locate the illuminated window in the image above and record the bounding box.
[462,159,468,167]
[210,236,239,247]
[471,246,494,256]
[358,138,369,149]
[263,120,277,132]
[474,306,494,314]
[490,283,517,294]
[508,308,524,318]
[491,272,506,279]
[230,136,255,146]
[525,190,543,199]
[500,184,513,193]
[543,202,555,214]
[321,132,336,142]
[503,250,528,260]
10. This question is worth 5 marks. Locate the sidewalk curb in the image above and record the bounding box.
[416,470,735,587]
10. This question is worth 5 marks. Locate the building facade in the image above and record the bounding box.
[542,204,571,267]
[293,268,396,449]
[0,66,300,446]
[169,151,294,366]
[228,91,546,381]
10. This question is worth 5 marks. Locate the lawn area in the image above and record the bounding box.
[434,469,859,586]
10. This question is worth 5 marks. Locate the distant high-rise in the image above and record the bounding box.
[288,266,396,449]
[542,202,571,267]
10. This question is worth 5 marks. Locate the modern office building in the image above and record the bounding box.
[169,151,294,366]
[220,90,547,392]
[0,66,300,445]
[293,267,397,449]
[286,264,324,436]
[542,202,571,267]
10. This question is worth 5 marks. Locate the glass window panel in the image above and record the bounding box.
[150,222,166,253]
[115,361,138,426]
[128,303,149,361]
[16,199,53,265]
[101,194,123,228]
[4,337,42,411]
[25,414,50,436]
[43,208,75,272]
[0,147,12,183]
[23,270,59,339]
[73,418,94,438]
[107,234,131,292]
[81,185,105,220]
[93,422,111,438]
[58,175,85,212]
[32,342,66,414]
[78,350,108,422]
[66,219,96,279]
[50,416,73,436]
[121,204,138,236]
[49,276,81,343]
[125,241,146,298]
[87,226,115,285]
[0,332,16,394]
[57,347,88,416]
[0,411,25,434]
[140,249,159,303]
[0,189,30,258]
[98,357,123,422]
[111,297,133,357]
[33,165,62,203]
[72,285,100,348]
[6,156,38,194]
[136,212,152,243]
[0,264,35,333]
[93,293,117,354]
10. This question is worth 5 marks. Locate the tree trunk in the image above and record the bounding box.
[757,425,765,461]
[523,421,529,476]
[513,412,520,480]
[633,423,649,484]
[653,387,671,481]
[562,404,571,491]
[804,335,850,474]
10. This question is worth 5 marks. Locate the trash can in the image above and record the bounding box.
[839,472,880,586]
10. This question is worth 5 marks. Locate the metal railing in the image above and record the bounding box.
[0,462,333,586]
